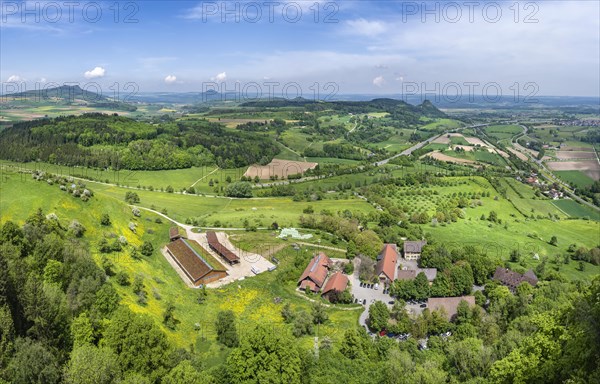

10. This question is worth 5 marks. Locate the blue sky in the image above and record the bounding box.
[1,1,599,97]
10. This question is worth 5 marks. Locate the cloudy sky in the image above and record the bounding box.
[1,0,599,97]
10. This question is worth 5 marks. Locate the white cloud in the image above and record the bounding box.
[214,72,227,82]
[164,75,178,84]
[373,76,385,87]
[84,67,106,79]
[345,18,388,37]
[39,78,47,83]
[6,75,23,82]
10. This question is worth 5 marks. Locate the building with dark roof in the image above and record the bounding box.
[298,252,332,293]
[427,296,475,320]
[403,240,427,260]
[396,270,417,281]
[169,226,183,242]
[493,267,538,292]
[206,231,240,265]
[321,272,349,301]
[376,244,399,285]
[165,239,227,286]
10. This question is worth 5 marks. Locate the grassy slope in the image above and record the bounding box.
[91,183,375,228]
[421,178,600,280]
[0,170,361,356]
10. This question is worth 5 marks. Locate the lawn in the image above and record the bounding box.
[552,199,600,221]
[555,170,596,188]
[483,125,522,141]
[90,182,377,228]
[421,118,463,131]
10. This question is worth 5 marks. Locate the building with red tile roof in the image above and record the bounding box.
[298,252,332,292]
[321,272,349,300]
[376,244,398,285]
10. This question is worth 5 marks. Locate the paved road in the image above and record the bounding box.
[373,123,488,166]
[511,124,599,212]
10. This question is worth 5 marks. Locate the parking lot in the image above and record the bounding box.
[349,260,427,328]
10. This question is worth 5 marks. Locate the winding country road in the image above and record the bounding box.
[509,124,600,212]
[373,123,488,166]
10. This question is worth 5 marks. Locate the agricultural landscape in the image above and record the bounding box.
[1,1,599,383]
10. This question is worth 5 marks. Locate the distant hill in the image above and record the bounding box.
[3,85,137,111]
[240,97,447,118]
[4,85,108,102]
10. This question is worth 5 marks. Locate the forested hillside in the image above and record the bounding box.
[0,213,598,383]
[0,114,279,170]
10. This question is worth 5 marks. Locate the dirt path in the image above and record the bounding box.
[296,242,347,253]
[190,166,219,187]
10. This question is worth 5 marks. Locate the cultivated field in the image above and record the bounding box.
[426,151,476,164]
[546,160,600,180]
[555,151,597,160]
[554,170,596,188]
[244,158,318,179]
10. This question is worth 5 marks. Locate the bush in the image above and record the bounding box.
[343,262,354,275]
[116,271,130,286]
[140,241,154,256]
[224,182,253,198]
[68,220,86,238]
[125,191,140,204]
[100,213,111,226]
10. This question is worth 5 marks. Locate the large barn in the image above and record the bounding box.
[165,239,227,286]
[206,231,240,265]
[297,252,332,293]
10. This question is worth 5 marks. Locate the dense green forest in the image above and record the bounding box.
[0,114,279,170]
[0,210,598,383]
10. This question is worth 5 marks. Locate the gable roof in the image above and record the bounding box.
[166,239,226,283]
[427,296,475,320]
[493,267,538,290]
[322,272,349,295]
[396,270,417,280]
[298,252,331,288]
[375,244,398,281]
[206,231,240,264]
[403,240,427,254]
[169,226,182,240]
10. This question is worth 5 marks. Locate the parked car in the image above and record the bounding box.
[363,299,367,305]
[388,301,395,305]
[420,303,427,308]
[374,283,379,290]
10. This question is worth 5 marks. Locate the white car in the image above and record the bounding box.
[374,283,379,290]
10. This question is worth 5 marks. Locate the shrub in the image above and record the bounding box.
[116,271,130,286]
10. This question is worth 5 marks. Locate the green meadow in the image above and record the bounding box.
[555,170,596,189]
[0,169,361,354]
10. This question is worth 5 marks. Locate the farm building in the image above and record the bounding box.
[298,252,332,293]
[376,244,398,285]
[206,231,240,265]
[427,296,475,320]
[493,267,538,292]
[396,270,417,281]
[165,239,227,286]
[403,240,427,260]
[169,226,183,242]
[321,272,349,301]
